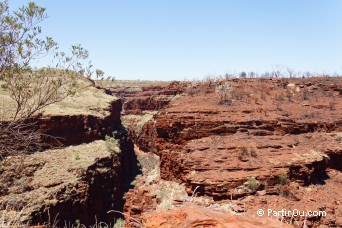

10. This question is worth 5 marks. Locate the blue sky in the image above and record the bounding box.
[9,1,342,80]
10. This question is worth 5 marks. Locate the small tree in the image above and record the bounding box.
[279,172,288,186]
[248,72,256,78]
[246,177,259,192]
[286,67,295,78]
[215,82,232,104]
[272,65,284,78]
[0,1,101,158]
[240,71,247,78]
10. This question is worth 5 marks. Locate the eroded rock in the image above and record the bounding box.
[0,140,126,226]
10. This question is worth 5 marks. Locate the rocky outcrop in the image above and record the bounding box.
[160,133,335,199]
[126,78,342,227]
[117,81,188,151]
[38,99,122,147]
[0,138,138,226]
[0,82,145,227]
[138,78,342,186]
[123,96,171,115]
[110,81,188,115]
[124,182,157,225]
[142,203,291,228]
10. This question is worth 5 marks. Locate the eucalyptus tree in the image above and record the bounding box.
[0,1,101,157]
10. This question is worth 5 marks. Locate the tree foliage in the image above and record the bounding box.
[0,1,101,158]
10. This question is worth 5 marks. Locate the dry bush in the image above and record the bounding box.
[203,75,217,87]
[237,144,248,160]
[0,120,41,158]
[224,73,235,79]
[215,82,233,104]
[329,101,336,111]
[286,67,296,78]
[301,88,310,101]
[186,84,197,96]
[277,183,298,199]
[279,79,289,89]
[278,172,288,186]
[250,145,258,158]
[0,207,29,228]
[285,90,293,102]
[237,143,258,161]
[0,206,123,228]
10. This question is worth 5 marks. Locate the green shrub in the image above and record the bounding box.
[105,136,120,155]
[246,177,259,192]
[73,154,80,161]
[114,218,125,228]
[279,172,288,186]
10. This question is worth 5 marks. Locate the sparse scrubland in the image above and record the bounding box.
[2,69,342,227]
[2,70,342,227]
[1,1,342,228]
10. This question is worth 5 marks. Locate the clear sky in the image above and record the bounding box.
[9,1,342,80]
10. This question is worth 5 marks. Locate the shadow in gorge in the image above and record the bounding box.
[328,153,342,172]
[117,125,142,193]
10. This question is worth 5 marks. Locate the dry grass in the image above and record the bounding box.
[0,207,29,228]
[0,140,121,225]
[32,141,116,186]
[96,79,170,88]
[44,85,117,117]
[0,210,121,228]
[0,79,117,120]
[121,111,156,136]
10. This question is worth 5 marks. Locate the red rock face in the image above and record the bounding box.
[124,183,156,223]
[110,81,188,115]
[142,203,291,228]
[133,77,342,227]
[123,96,171,115]
[37,99,122,147]
[160,133,337,198]
[0,95,143,226]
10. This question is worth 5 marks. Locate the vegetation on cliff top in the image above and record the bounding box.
[0,1,110,158]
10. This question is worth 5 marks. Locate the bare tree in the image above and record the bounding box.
[286,67,295,78]
[248,72,256,78]
[272,65,284,78]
